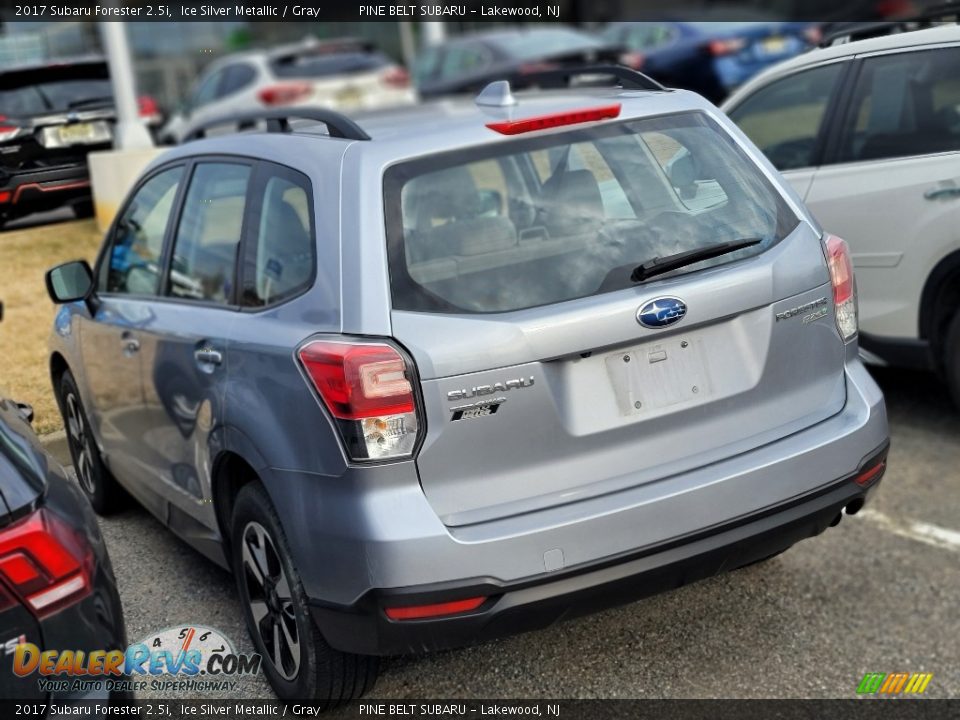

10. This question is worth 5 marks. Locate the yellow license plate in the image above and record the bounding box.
[335,87,364,107]
[58,123,97,144]
[762,37,787,53]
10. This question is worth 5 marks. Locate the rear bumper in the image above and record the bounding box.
[295,359,888,656]
[0,163,92,217]
[310,465,884,656]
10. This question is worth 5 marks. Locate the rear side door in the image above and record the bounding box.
[184,68,228,131]
[80,164,186,496]
[133,159,252,528]
[724,59,851,201]
[209,62,260,116]
[801,45,960,341]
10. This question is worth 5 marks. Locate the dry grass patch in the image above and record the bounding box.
[0,220,102,434]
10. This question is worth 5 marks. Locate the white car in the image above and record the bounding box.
[723,25,960,407]
[161,38,417,144]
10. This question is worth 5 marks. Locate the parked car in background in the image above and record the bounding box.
[46,68,887,703]
[0,57,160,229]
[819,1,959,46]
[413,27,625,99]
[723,24,960,407]
[160,38,416,144]
[600,19,821,102]
[0,330,127,700]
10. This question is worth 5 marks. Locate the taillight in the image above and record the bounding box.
[257,82,313,106]
[486,104,621,136]
[381,66,410,89]
[708,38,747,56]
[802,26,823,45]
[137,95,160,119]
[0,191,11,204]
[0,115,20,143]
[518,61,560,75]
[618,51,645,70]
[0,509,93,618]
[825,233,858,341]
[298,341,421,461]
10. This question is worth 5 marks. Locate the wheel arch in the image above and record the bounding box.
[209,427,272,570]
[49,352,69,407]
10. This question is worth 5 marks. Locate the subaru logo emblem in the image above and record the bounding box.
[637,297,687,329]
[66,112,80,123]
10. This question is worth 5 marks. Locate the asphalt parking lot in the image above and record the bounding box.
[68,365,959,701]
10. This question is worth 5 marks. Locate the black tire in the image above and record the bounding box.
[58,370,126,515]
[72,200,95,219]
[945,311,960,411]
[231,482,378,705]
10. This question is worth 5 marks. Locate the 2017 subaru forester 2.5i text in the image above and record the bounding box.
[44,68,888,705]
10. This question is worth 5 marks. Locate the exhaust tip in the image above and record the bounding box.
[844,498,865,516]
[830,513,842,527]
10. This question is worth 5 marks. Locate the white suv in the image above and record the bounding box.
[723,25,960,407]
[161,38,416,144]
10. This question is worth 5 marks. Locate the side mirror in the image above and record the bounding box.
[46,260,94,304]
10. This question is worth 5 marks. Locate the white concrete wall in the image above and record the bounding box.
[87,148,164,231]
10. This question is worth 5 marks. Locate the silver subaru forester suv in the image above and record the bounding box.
[46,68,888,705]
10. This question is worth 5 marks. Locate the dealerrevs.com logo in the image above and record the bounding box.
[12,625,261,694]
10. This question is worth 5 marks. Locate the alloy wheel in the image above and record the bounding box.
[65,392,95,495]
[242,521,301,681]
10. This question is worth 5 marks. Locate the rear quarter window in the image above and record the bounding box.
[384,111,798,314]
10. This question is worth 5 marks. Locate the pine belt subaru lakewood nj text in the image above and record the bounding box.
[44,66,889,705]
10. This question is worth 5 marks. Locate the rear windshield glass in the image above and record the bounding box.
[270,51,390,79]
[384,111,798,314]
[0,65,111,116]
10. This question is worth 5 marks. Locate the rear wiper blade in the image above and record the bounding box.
[630,238,762,283]
[66,96,114,109]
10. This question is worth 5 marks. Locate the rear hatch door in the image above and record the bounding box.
[0,61,115,175]
[386,111,844,527]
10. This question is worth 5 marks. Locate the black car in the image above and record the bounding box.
[0,59,118,229]
[412,27,625,99]
[0,331,127,701]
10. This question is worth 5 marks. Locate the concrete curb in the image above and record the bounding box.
[39,429,72,467]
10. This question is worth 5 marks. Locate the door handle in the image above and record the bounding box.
[194,348,223,366]
[924,186,960,201]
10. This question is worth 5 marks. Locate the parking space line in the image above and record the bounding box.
[860,509,960,553]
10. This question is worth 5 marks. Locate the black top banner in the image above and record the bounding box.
[0,0,925,23]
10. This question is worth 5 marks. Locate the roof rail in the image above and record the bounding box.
[820,3,959,47]
[183,109,370,143]
[507,65,667,92]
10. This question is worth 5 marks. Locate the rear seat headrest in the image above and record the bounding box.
[424,216,518,258]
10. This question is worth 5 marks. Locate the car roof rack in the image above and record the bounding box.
[183,108,370,143]
[506,65,667,93]
[820,2,959,46]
